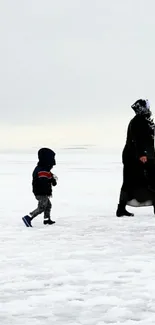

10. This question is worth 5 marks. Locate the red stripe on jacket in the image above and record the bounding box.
[38,171,52,179]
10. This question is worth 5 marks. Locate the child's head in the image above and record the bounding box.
[38,148,56,168]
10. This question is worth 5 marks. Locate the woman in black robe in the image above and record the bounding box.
[116,99,155,217]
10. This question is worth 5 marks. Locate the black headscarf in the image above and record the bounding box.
[131,99,155,139]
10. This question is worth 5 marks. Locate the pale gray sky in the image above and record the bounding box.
[0,0,155,148]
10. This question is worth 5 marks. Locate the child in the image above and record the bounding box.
[22,148,57,227]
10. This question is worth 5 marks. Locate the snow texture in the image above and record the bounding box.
[0,147,155,325]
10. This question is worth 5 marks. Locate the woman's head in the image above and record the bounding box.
[131,99,151,116]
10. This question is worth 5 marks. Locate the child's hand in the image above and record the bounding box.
[51,174,58,186]
[53,174,58,182]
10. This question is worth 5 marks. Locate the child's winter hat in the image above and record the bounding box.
[38,148,56,166]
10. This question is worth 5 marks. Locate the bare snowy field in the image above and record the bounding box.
[0,147,155,325]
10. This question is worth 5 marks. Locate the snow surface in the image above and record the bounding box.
[0,147,155,325]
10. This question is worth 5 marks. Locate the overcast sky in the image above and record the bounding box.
[0,0,155,149]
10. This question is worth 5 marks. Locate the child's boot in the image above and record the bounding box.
[22,215,32,227]
[44,218,55,225]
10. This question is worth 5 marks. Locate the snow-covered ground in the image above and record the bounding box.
[0,147,155,325]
